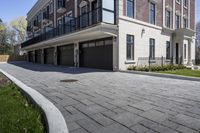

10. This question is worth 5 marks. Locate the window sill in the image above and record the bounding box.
[125,60,136,64]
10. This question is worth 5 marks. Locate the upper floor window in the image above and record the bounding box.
[175,15,180,29]
[149,2,156,25]
[38,12,42,22]
[126,0,134,18]
[49,3,53,14]
[127,35,134,60]
[165,10,171,28]
[183,0,188,7]
[183,18,188,28]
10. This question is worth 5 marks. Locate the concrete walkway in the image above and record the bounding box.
[1,62,200,133]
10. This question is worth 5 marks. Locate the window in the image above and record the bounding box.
[127,35,134,60]
[49,3,53,14]
[175,15,180,29]
[166,41,170,59]
[102,0,115,24]
[149,2,156,25]
[126,0,134,18]
[165,10,171,28]
[38,12,42,22]
[184,44,187,59]
[183,18,188,28]
[183,0,188,7]
[149,38,155,60]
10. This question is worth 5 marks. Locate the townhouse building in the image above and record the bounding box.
[21,0,196,70]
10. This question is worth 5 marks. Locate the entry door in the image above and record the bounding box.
[176,43,179,64]
[91,0,98,24]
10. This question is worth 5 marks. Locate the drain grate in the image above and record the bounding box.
[60,79,78,83]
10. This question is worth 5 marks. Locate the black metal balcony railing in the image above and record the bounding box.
[22,8,104,48]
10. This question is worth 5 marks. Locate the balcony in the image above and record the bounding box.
[57,0,66,14]
[22,5,116,48]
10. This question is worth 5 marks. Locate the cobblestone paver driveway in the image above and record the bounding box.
[1,62,200,133]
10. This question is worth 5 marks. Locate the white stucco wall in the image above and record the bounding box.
[118,17,171,70]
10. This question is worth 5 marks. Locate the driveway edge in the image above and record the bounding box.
[120,70,200,82]
[0,69,69,133]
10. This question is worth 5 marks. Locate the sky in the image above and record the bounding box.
[0,0,37,23]
[0,0,200,23]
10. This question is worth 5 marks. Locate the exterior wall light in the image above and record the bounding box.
[142,28,145,34]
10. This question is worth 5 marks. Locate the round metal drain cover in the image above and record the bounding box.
[60,79,78,83]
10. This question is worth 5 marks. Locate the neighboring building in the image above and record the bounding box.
[21,0,196,70]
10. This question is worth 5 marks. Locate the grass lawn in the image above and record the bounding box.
[159,69,200,78]
[0,73,45,133]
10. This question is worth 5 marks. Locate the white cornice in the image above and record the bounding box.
[27,0,51,21]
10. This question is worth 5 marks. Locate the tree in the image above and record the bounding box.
[10,16,27,43]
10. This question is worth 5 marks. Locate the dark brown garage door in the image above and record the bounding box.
[35,49,42,64]
[44,48,54,65]
[80,38,113,70]
[28,51,34,62]
[57,44,74,66]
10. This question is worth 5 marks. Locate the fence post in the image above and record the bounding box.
[161,56,164,67]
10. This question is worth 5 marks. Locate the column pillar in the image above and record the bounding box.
[33,50,36,63]
[113,36,118,71]
[163,0,165,27]
[41,49,44,64]
[74,42,79,67]
[54,46,57,65]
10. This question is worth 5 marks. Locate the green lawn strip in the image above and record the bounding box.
[158,69,200,78]
[0,75,44,133]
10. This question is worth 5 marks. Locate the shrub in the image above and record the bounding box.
[127,64,187,72]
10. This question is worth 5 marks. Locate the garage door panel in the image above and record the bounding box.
[44,48,54,65]
[80,38,113,70]
[35,50,42,64]
[58,45,74,66]
[28,51,34,62]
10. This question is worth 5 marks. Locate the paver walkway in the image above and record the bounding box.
[1,62,200,133]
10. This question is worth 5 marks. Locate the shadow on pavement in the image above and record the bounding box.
[8,62,112,74]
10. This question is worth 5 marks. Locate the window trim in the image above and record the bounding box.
[166,41,171,59]
[149,38,155,60]
[126,34,135,61]
[126,0,135,19]
[175,14,180,29]
[165,10,171,28]
[149,2,156,25]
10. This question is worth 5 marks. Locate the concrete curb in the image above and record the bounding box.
[120,70,200,82]
[0,69,69,133]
